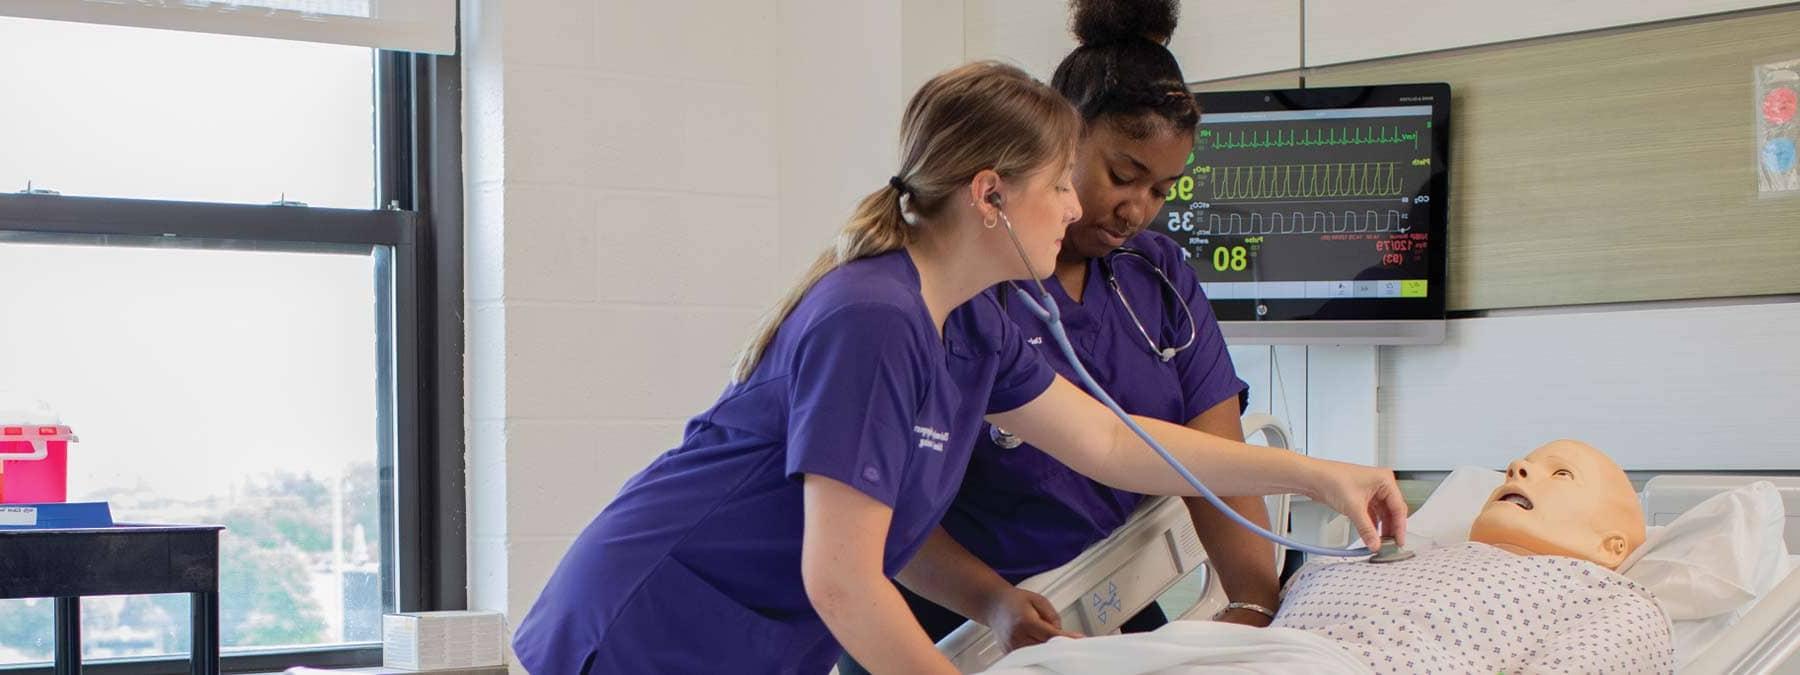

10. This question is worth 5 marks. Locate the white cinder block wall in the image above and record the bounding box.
[462,0,964,661]
[463,0,784,633]
[777,1,901,278]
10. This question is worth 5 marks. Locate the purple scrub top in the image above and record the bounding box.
[512,249,1057,674]
[940,231,1247,583]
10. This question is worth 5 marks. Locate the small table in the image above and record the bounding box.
[0,524,223,675]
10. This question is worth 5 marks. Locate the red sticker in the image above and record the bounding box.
[1765,88,1797,126]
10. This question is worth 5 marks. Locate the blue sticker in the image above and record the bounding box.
[1764,138,1797,174]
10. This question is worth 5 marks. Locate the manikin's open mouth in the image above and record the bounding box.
[1497,492,1534,510]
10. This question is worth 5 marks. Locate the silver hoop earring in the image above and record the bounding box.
[983,214,998,229]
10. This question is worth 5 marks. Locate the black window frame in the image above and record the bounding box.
[0,46,464,675]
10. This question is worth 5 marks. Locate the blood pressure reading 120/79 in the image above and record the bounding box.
[1153,105,1438,308]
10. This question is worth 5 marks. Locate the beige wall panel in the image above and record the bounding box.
[1305,9,1800,310]
[1191,70,1303,93]
[1304,0,1791,67]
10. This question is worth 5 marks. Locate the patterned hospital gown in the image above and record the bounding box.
[1272,542,1674,674]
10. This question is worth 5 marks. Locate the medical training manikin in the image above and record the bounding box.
[984,441,1676,675]
[1271,440,1673,673]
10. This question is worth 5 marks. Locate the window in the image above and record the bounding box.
[0,16,461,675]
[0,18,375,207]
[0,240,383,661]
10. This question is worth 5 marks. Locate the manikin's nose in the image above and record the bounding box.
[1507,459,1535,481]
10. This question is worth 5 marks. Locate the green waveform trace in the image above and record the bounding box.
[1210,126,1420,150]
[1208,162,1406,200]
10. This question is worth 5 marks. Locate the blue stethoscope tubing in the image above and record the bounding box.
[992,208,1377,559]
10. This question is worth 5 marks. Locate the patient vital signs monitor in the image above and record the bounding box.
[1153,83,1450,344]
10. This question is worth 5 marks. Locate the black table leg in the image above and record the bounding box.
[54,597,79,675]
[190,591,219,675]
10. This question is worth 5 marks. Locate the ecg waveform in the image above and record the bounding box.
[1201,209,1411,235]
[1209,126,1420,151]
[1209,162,1404,200]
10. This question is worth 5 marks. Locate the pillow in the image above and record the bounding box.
[1404,466,1504,551]
[1623,482,1791,667]
[1620,481,1791,621]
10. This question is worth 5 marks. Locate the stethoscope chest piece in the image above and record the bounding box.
[989,425,1023,449]
[1367,537,1416,564]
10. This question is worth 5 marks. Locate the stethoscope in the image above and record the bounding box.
[1098,246,1198,364]
[982,193,1393,560]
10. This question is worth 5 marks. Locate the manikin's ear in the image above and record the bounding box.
[1596,532,1631,569]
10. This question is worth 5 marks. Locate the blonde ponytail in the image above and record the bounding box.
[730,62,1082,383]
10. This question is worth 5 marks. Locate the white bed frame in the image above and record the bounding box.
[938,435,1800,674]
[937,414,1294,673]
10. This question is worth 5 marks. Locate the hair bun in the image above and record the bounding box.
[1070,0,1179,47]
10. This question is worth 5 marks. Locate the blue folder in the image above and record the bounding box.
[0,502,114,529]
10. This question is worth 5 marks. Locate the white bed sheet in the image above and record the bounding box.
[981,622,1371,675]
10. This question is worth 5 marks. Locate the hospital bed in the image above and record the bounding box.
[938,422,1800,674]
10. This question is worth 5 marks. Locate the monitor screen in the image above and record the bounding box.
[1152,83,1450,338]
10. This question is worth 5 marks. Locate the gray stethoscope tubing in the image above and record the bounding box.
[988,204,1376,559]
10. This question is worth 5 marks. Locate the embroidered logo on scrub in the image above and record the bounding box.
[912,425,949,452]
[1026,336,1044,345]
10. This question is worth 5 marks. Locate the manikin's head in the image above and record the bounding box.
[1468,440,1646,570]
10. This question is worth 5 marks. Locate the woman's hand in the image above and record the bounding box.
[981,587,1082,650]
[1298,458,1408,553]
